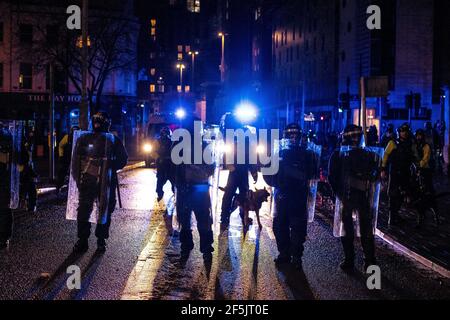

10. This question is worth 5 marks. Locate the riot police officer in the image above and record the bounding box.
[56,126,80,193]
[0,124,14,249]
[173,115,215,261]
[0,121,21,249]
[382,123,418,226]
[72,112,128,253]
[264,123,316,270]
[328,125,381,272]
[414,129,439,227]
[155,126,175,202]
[220,113,258,230]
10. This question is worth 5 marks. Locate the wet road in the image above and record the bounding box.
[1,168,450,300]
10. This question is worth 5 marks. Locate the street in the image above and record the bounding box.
[1,168,449,300]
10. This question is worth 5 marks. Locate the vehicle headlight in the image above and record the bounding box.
[143,143,153,153]
[256,145,265,154]
[220,144,232,154]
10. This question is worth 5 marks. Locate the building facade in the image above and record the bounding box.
[0,0,139,155]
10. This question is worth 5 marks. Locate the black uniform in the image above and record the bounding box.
[74,133,128,244]
[156,134,174,201]
[265,129,315,268]
[0,126,14,247]
[20,136,37,212]
[328,146,380,269]
[383,136,417,225]
[173,119,215,258]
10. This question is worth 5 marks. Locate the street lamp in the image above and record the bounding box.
[218,32,226,82]
[176,63,186,92]
[188,51,199,91]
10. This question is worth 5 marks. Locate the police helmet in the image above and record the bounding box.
[92,111,111,132]
[342,124,363,146]
[283,123,303,140]
[415,128,425,139]
[160,126,172,138]
[397,122,411,136]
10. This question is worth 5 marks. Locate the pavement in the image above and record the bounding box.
[316,172,450,278]
[1,168,450,300]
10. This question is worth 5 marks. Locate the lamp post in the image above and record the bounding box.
[80,0,89,130]
[218,32,226,83]
[188,51,199,91]
[176,63,186,92]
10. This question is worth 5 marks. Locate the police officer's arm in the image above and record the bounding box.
[58,135,68,158]
[327,151,340,194]
[419,144,431,168]
[113,137,129,171]
[382,140,396,169]
[71,136,82,185]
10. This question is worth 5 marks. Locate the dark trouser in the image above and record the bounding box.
[156,160,174,199]
[21,175,37,210]
[416,168,436,218]
[177,185,213,254]
[388,172,410,221]
[221,170,249,224]
[0,207,13,243]
[340,196,376,265]
[76,178,116,242]
[273,189,308,260]
[56,160,70,190]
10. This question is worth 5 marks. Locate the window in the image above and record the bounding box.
[187,0,200,13]
[151,28,156,36]
[150,84,156,93]
[46,25,58,45]
[177,85,182,93]
[178,53,183,60]
[150,68,156,76]
[0,22,3,43]
[151,19,157,27]
[185,85,190,93]
[150,52,156,59]
[19,63,32,89]
[185,45,191,53]
[178,45,183,52]
[158,85,165,93]
[0,63,3,88]
[19,24,33,43]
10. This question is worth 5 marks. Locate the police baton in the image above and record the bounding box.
[115,171,123,209]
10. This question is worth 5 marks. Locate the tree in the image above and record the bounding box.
[12,1,139,114]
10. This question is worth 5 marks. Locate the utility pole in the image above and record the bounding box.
[80,0,89,130]
[360,77,367,142]
[49,63,55,181]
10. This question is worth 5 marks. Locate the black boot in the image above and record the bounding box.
[340,237,355,272]
[274,254,291,267]
[96,238,107,253]
[73,239,89,253]
[0,240,8,250]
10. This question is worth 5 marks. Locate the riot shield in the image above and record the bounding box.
[306,142,322,222]
[66,130,115,225]
[333,146,384,237]
[0,120,22,210]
